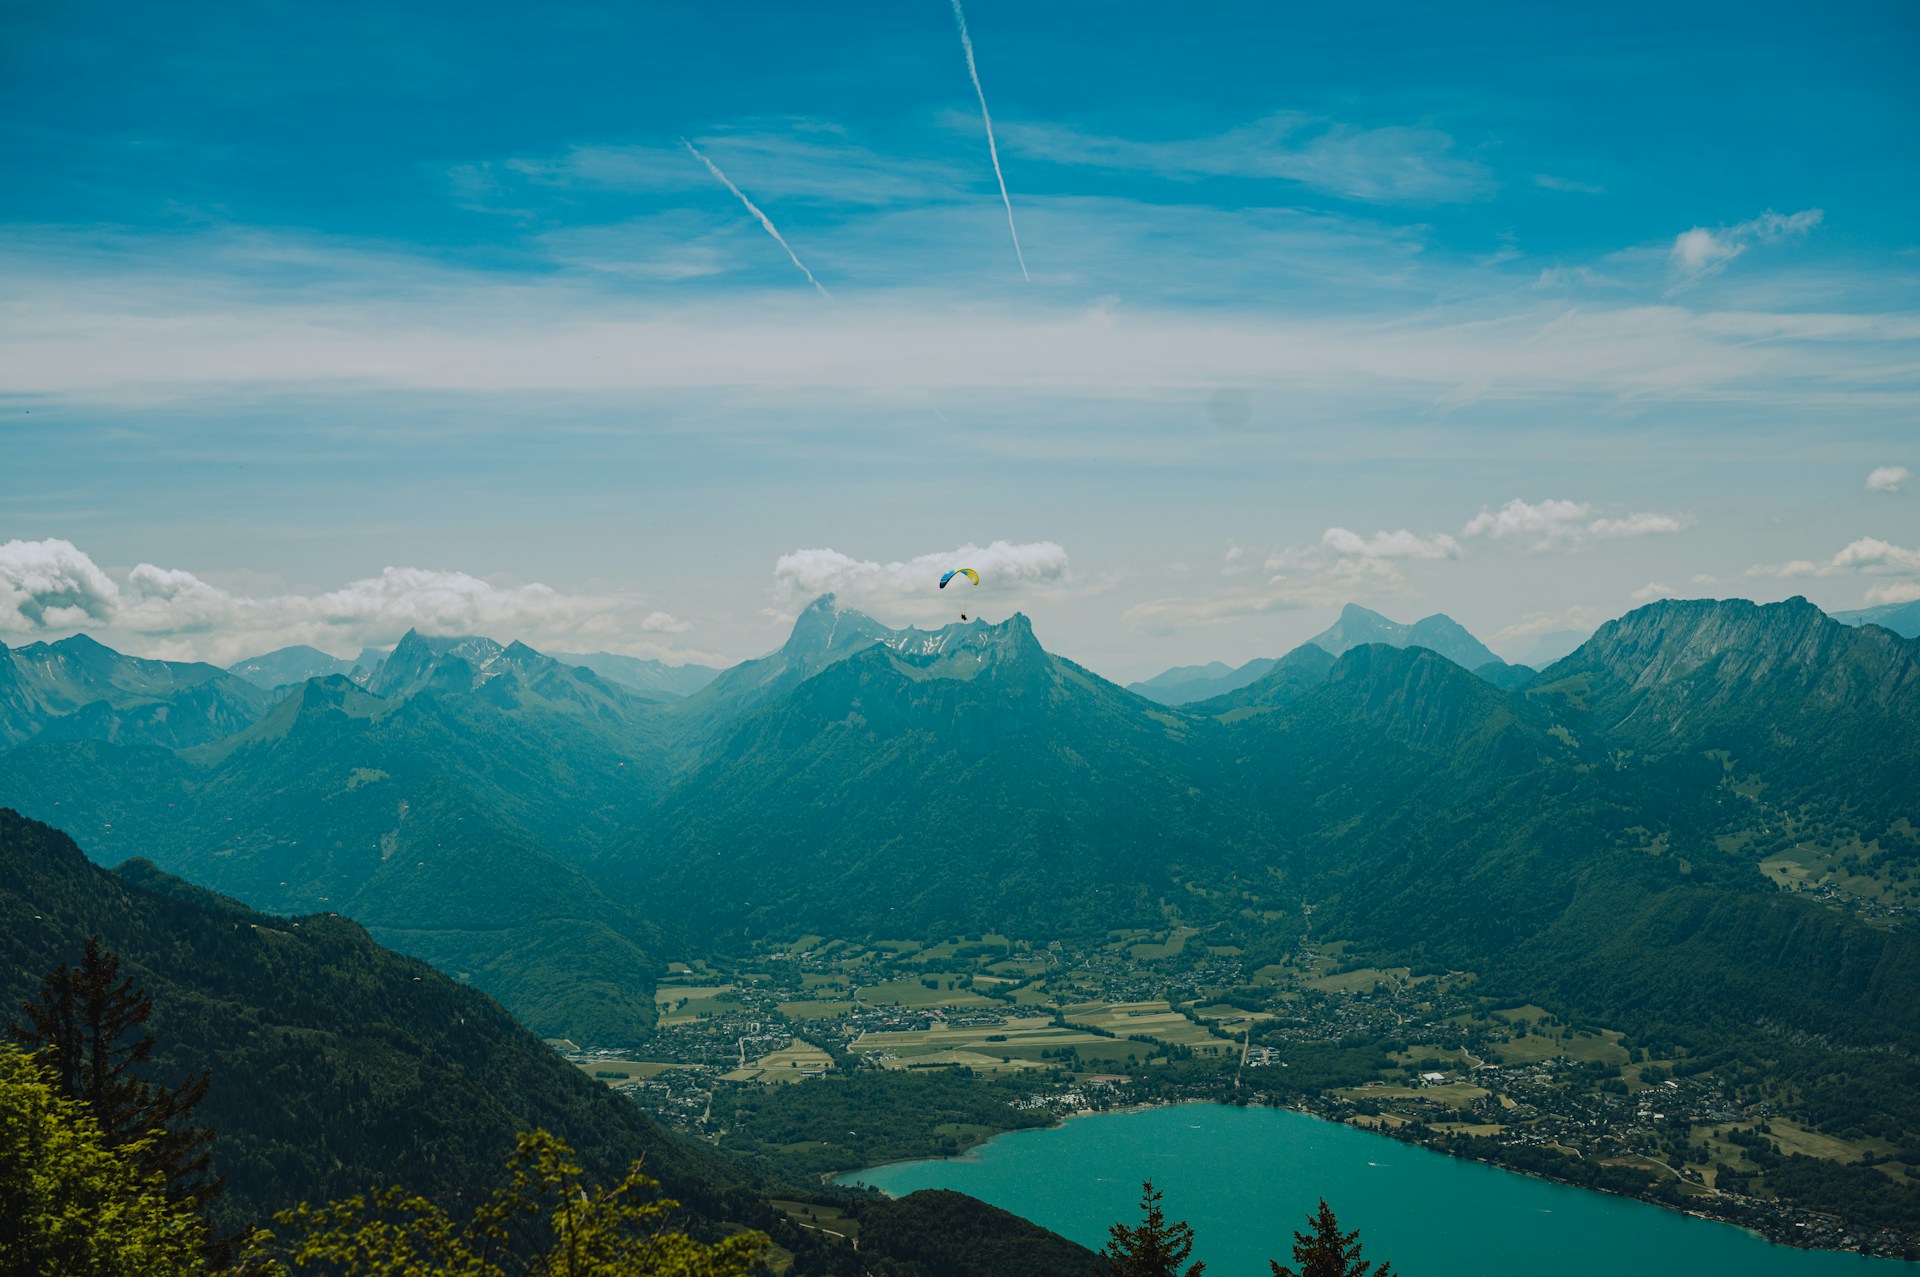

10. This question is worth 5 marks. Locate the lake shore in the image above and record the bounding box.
[839,1101,1920,1276]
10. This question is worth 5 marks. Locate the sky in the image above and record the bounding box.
[2,0,1917,680]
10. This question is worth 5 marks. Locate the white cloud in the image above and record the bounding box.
[1125,525,1442,634]
[4,221,1917,420]
[1461,498,1592,546]
[1745,560,1822,578]
[1830,537,1920,573]
[1631,582,1679,601]
[1320,527,1460,560]
[997,112,1493,204]
[0,539,121,631]
[0,540,716,665]
[1866,465,1910,494]
[1690,573,1720,586]
[1490,604,1606,644]
[1865,582,1920,605]
[771,540,1071,621]
[1588,512,1688,539]
[1534,174,1605,195]
[1668,208,1823,289]
[1460,499,1690,551]
[1745,536,1920,583]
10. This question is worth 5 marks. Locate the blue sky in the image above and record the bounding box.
[2,0,1916,677]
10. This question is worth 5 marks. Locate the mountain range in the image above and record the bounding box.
[1127,603,1530,704]
[2,593,1917,1195]
[2,634,273,752]
[227,640,720,701]
[1832,597,1920,639]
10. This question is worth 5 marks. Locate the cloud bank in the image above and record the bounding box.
[0,539,717,666]
[1461,499,1689,550]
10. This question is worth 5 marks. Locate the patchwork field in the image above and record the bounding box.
[1302,965,1413,995]
[855,975,1000,1009]
[853,1014,1131,1071]
[654,984,738,1023]
[722,1037,834,1084]
[576,1059,697,1084]
[1061,1000,1237,1055]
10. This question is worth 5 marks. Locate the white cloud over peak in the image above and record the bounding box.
[0,538,120,631]
[771,541,1071,621]
[1460,499,1689,550]
[1631,582,1680,602]
[1866,465,1910,494]
[0,538,714,666]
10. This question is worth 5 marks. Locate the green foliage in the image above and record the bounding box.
[711,1069,1052,1179]
[243,1128,767,1277]
[0,1042,211,1276]
[854,1189,1100,1277]
[1269,1199,1392,1277]
[1097,1180,1205,1277]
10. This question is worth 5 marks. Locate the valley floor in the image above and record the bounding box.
[553,923,1919,1261]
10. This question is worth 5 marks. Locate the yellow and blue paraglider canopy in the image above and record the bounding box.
[939,568,980,589]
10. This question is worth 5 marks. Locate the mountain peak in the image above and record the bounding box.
[1308,602,1501,672]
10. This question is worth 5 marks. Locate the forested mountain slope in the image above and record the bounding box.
[0,809,754,1235]
[619,613,1254,940]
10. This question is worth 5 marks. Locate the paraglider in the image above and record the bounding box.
[940,567,978,621]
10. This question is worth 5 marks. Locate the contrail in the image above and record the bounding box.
[681,138,831,299]
[949,0,1029,281]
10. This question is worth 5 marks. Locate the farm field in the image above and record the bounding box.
[722,1037,835,1084]
[1061,1000,1237,1055]
[574,1059,697,1084]
[853,1014,1119,1072]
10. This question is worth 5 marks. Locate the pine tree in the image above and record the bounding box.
[9,936,227,1258]
[1097,1180,1206,1277]
[1270,1199,1392,1277]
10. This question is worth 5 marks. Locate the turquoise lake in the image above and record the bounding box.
[840,1103,1915,1276]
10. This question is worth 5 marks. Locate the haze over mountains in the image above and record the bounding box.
[1127,603,1527,704]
